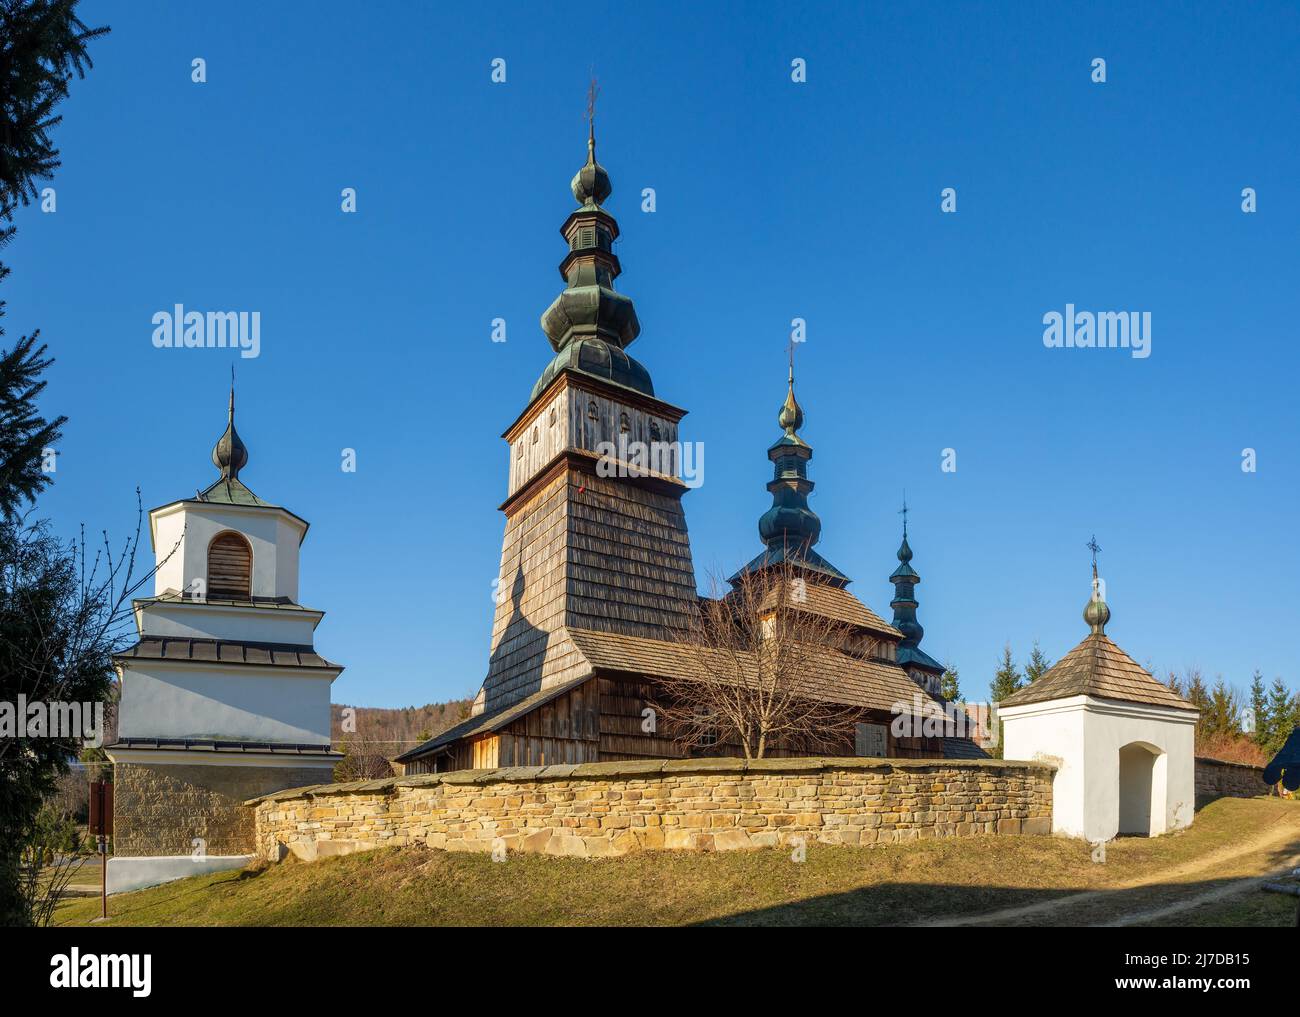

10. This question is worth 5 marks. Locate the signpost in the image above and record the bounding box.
[89,780,113,920]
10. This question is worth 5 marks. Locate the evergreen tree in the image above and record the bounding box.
[1265,678,1296,756]
[1024,641,1052,684]
[1248,670,1268,747]
[1202,678,1242,740]
[989,645,1022,758]
[0,0,108,926]
[1184,668,1210,717]
[939,661,961,703]
[989,644,1022,703]
[0,1,109,244]
[0,336,65,519]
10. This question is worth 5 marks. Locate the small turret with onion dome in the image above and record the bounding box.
[888,499,945,691]
[731,352,850,586]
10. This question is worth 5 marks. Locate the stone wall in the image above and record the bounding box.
[248,757,1055,862]
[1194,756,1273,802]
[115,761,337,856]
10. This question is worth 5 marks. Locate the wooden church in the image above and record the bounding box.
[396,122,980,774]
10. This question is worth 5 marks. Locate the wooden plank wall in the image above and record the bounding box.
[406,679,946,772]
[495,681,600,767]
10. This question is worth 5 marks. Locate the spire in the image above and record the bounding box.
[778,340,804,435]
[889,497,925,650]
[729,354,849,587]
[211,369,248,481]
[1084,534,1110,634]
[533,84,648,401]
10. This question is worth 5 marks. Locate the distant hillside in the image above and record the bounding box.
[330,700,473,779]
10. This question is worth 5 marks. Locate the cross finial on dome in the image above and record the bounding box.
[571,77,611,206]
[586,73,599,155]
[1084,534,1110,634]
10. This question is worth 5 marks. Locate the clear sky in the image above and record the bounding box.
[10,1,1299,708]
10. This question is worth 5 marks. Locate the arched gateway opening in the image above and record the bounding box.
[1118,741,1167,836]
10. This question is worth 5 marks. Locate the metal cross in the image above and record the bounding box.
[899,494,909,536]
[1087,534,1101,572]
[586,75,599,132]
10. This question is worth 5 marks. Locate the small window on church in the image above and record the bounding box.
[648,419,661,442]
[855,723,887,758]
[587,400,599,421]
[549,407,557,427]
[619,412,630,434]
[207,532,252,600]
[531,426,539,444]
[516,442,524,458]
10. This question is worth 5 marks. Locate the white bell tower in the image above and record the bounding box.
[105,385,343,893]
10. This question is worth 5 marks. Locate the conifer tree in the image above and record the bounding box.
[989,645,1022,758]
[939,661,961,703]
[1024,641,1052,684]
[989,644,1022,703]
[1265,678,1296,757]
[1248,670,1268,747]
[0,0,109,926]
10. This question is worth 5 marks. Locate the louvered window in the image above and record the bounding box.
[207,532,252,600]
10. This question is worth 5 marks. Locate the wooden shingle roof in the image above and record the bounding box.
[1000,632,1195,711]
[566,626,935,715]
[751,583,902,640]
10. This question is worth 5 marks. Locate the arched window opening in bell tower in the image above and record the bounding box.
[207,531,252,600]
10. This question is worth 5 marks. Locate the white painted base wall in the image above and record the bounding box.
[106,854,254,895]
[1001,695,1196,843]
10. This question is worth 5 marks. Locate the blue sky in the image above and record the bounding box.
[9,1,1299,707]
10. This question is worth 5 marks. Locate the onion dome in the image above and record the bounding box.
[1084,576,1111,634]
[777,377,804,434]
[535,121,649,399]
[570,133,612,207]
[211,383,247,480]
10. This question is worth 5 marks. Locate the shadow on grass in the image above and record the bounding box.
[701,836,1300,927]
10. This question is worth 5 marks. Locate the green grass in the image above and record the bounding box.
[54,797,1300,927]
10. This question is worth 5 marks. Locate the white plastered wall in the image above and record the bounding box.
[1001,695,1196,842]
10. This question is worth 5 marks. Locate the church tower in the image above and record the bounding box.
[474,120,699,715]
[731,358,850,587]
[105,388,342,892]
[888,508,945,696]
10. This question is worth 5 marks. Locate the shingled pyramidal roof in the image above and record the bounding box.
[1001,558,1195,712]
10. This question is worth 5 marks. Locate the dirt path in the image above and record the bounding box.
[913,811,1300,927]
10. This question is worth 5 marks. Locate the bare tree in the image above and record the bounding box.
[333,733,395,781]
[654,560,864,760]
